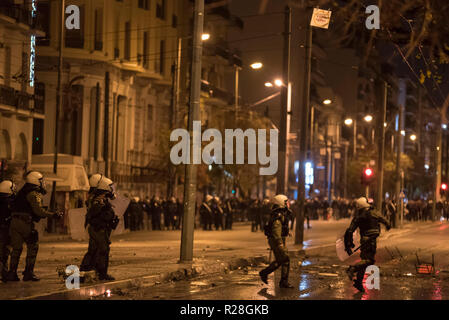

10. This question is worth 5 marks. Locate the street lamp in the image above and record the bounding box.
[410,134,417,141]
[344,118,353,126]
[323,99,332,105]
[364,115,373,123]
[274,79,284,87]
[250,62,263,70]
[265,82,273,88]
[201,33,210,41]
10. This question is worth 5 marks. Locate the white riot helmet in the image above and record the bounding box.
[133,196,140,202]
[97,176,114,194]
[0,180,15,195]
[205,195,213,203]
[89,173,103,189]
[214,196,220,203]
[355,197,371,210]
[26,171,45,189]
[271,194,289,210]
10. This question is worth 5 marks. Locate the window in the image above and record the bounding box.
[94,8,103,51]
[172,14,178,28]
[34,82,45,114]
[65,5,85,48]
[159,40,165,74]
[32,119,44,155]
[139,0,149,10]
[143,31,149,68]
[36,2,50,46]
[156,0,166,19]
[146,105,154,142]
[124,21,131,61]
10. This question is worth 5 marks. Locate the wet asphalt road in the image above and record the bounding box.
[100,222,449,300]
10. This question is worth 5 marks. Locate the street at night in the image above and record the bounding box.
[1,0,449,312]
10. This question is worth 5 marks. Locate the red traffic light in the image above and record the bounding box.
[442,183,448,191]
[364,168,373,177]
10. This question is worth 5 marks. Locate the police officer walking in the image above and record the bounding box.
[80,173,102,273]
[259,195,294,289]
[7,171,62,281]
[0,180,15,282]
[345,197,391,292]
[82,176,119,281]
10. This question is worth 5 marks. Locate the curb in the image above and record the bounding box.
[20,255,271,300]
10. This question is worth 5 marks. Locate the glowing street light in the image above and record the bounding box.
[344,118,353,126]
[323,99,332,105]
[410,134,417,141]
[201,33,211,41]
[364,115,373,123]
[265,82,273,88]
[250,62,263,70]
[274,79,284,87]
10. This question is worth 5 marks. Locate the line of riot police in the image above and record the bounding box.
[0,171,63,283]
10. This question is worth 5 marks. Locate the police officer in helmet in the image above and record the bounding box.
[0,180,15,282]
[259,195,294,289]
[80,173,103,272]
[8,171,62,281]
[345,197,391,292]
[83,175,119,281]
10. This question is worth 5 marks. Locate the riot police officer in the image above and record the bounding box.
[83,176,119,281]
[345,197,391,292]
[80,173,103,272]
[259,195,294,289]
[8,171,62,281]
[200,195,213,231]
[0,180,15,282]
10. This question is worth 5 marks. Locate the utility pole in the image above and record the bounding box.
[104,71,110,177]
[50,0,65,213]
[434,124,443,221]
[295,8,312,245]
[180,0,204,262]
[394,105,404,228]
[376,81,387,212]
[343,142,349,199]
[276,6,292,195]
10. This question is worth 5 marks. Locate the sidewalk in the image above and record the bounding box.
[0,220,436,300]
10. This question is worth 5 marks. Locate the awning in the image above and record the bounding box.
[29,164,89,192]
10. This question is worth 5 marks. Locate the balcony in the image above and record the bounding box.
[0,84,33,111]
[0,4,34,27]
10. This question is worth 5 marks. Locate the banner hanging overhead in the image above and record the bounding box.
[310,8,332,29]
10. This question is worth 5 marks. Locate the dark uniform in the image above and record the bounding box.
[8,184,56,281]
[150,198,162,230]
[199,201,213,231]
[224,199,234,230]
[82,192,119,280]
[0,192,13,282]
[345,206,391,292]
[259,207,293,288]
[80,191,98,272]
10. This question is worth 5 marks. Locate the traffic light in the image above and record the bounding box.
[441,183,448,197]
[361,167,375,185]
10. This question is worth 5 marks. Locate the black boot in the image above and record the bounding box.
[23,272,40,282]
[259,271,268,284]
[23,265,40,282]
[353,280,365,293]
[7,271,20,282]
[98,273,115,281]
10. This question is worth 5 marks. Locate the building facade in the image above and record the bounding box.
[0,0,43,180]
[35,0,181,198]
